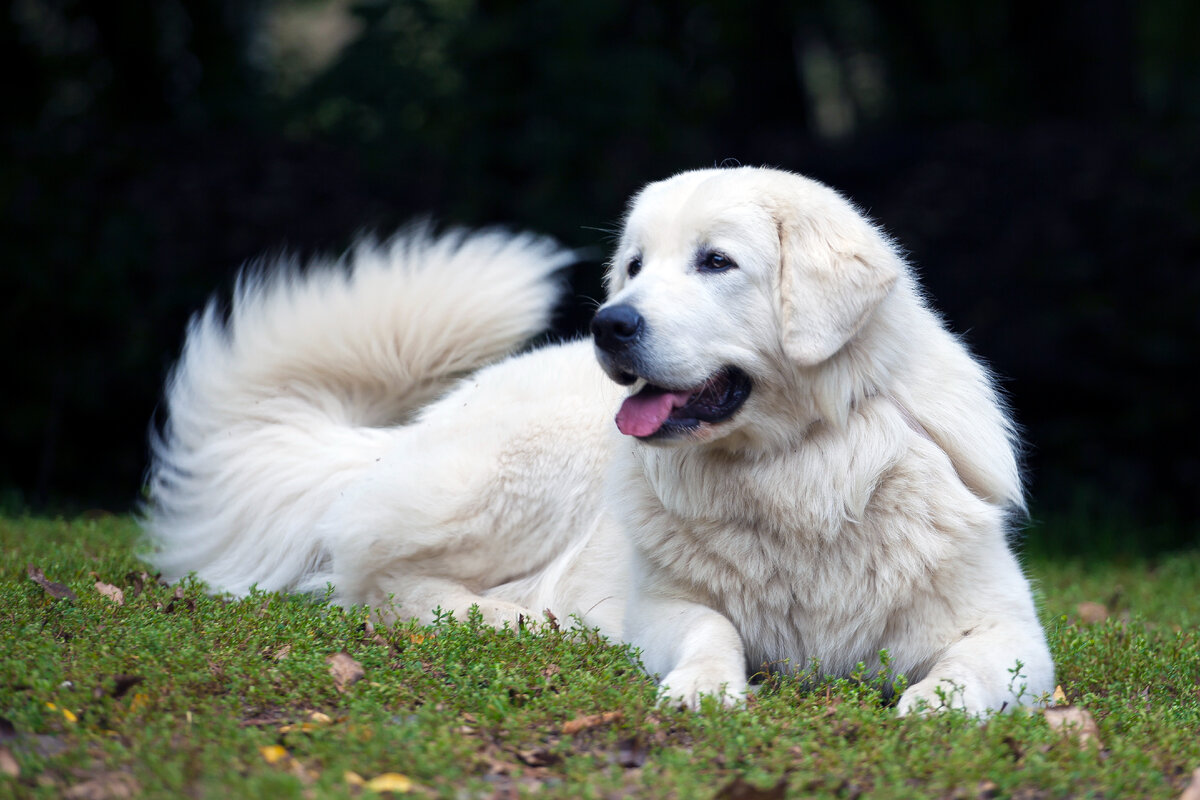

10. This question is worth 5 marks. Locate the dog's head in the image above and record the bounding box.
[592,167,903,447]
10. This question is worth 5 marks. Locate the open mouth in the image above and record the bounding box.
[614,367,752,440]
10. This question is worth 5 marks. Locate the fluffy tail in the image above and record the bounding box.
[143,224,572,594]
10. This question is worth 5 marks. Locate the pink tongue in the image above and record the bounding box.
[615,389,692,437]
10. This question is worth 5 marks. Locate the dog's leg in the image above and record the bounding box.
[895,619,1054,716]
[627,595,748,708]
[310,393,601,630]
[319,486,545,629]
[364,574,535,629]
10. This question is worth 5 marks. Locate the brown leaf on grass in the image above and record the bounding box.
[479,743,514,776]
[92,674,143,701]
[278,710,337,734]
[326,652,365,692]
[62,771,140,799]
[515,747,559,767]
[1076,602,1109,624]
[715,775,788,800]
[1001,735,1026,762]
[1179,767,1200,800]
[363,619,389,646]
[543,608,560,631]
[1043,705,1103,748]
[615,736,647,768]
[977,779,1000,799]
[561,710,623,735]
[124,571,169,599]
[162,585,195,614]
[240,709,290,728]
[27,565,78,601]
[0,746,18,777]
[820,696,845,717]
[94,582,124,606]
[112,674,143,699]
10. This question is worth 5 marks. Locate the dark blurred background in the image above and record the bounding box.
[2,0,1197,552]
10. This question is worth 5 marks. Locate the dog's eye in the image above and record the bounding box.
[627,256,643,278]
[699,251,737,273]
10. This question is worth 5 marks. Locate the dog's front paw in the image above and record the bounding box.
[659,663,747,710]
[896,671,998,717]
[471,598,539,629]
[897,659,1051,717]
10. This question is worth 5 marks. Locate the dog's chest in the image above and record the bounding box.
[627,444,947,675]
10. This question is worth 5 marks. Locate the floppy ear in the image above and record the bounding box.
[778,216,900,367]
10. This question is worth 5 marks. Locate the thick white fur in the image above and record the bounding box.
[145,168,1053,715]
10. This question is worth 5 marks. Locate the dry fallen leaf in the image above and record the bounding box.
[344,770,366,786]
[1179,767,1200,800]
[515,747,559,767]
[0,746,19,778]
[326,652,365,692]
[1043,705,1103,748]
[1076,602,1109,624]
[278,711,336,734]
[615,736,647,768]
[95,581,125,606]
[92,674,144,703]
[715,775,788,800]
[364,772,414,793]
[162,585,195,614]
[1052,685,1069,705]
[124,571,168,599]
[363,619,389,646]
[27,565,78,602]
[561,710,623,735]
[62,771,140,800]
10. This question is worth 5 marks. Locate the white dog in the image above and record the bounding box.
[146,167,1053,714]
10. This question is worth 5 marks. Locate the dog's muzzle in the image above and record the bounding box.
[591,303,643,385]
[592,303,643,353]
[591,304,752,440]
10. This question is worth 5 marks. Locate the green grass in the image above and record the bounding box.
[2,515,1199,799]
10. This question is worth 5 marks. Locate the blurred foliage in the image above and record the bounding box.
[1,0,1198,550]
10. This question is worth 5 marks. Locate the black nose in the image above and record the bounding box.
[591,304,644,353]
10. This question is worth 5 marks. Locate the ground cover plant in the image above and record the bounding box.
[2,514,1198,799]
